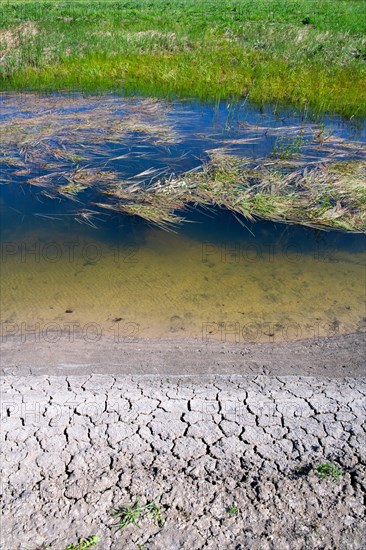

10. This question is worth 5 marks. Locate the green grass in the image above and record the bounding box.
[65,537,100,550]
[111,495,165,530]
[227,505,239,516]
[1,0,366,116]
[31,536,100,550]
[294,462,345,480]
[315,462,344,481]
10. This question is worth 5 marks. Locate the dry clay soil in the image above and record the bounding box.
[1,333,365,549]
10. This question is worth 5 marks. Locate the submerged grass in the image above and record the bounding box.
[1,94,365,232]
[73,152,366,232]
[1,0,366,116]
[180,151,366,232]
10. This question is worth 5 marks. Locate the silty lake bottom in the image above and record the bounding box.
[1,93,365,344]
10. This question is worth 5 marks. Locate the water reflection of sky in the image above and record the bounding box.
[1,93,365,245]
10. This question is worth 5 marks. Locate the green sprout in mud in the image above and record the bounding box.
[65,536,100,550]
[315,462,344,481]
[111,495,165,530]
[227,505,239,516]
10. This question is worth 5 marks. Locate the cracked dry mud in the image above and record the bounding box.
[1,373,365,549]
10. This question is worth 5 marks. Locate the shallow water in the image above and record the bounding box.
[1,94,365,344]
[1,209,365,344]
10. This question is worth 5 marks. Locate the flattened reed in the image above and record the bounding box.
[1,94,365,232]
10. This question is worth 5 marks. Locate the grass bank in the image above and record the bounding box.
[1,0,366,116]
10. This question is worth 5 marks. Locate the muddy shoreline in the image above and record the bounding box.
[1,332,365,377]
